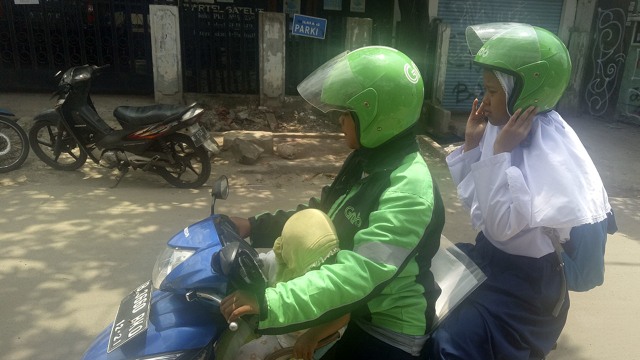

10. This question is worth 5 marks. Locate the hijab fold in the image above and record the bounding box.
[477,91,611,229]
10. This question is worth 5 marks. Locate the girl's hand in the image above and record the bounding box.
[220,290,259,323]
[494,106,537,154]
[293,331,320,360]
[464,98,488,151]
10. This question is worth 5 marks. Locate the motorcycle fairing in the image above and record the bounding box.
[95,128,159,155]
[81,290,224,360]
[168,216,221,249]
[161,247,226,293]
[160,216,226,293]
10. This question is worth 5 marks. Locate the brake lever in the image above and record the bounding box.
[185,290,238,331]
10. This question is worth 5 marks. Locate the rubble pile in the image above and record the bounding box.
[200,104,340,134]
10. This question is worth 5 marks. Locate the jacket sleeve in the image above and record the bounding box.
[258,250,395,334]
[249,209,297,248]
[257,181,435,334]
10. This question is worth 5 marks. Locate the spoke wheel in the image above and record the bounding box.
[0,117,30,173]
[29,119,87,170]
[156,133,211,188]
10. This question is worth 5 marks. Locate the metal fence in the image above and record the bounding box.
[0,0,153,93]
[1,0,396,96]
[179,0,262,94]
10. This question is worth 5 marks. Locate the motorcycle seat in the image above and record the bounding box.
[114,103,197,128]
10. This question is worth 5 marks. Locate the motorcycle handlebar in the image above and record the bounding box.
[93,64,111,75]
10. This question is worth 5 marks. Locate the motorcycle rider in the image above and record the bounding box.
[219,46,445,359]
[428,23,614,359]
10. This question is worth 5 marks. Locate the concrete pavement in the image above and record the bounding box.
[2,91,640,359]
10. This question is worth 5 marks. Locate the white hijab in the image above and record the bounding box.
[479,71,611,229]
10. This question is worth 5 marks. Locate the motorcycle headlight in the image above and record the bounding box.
[151,247,195,289]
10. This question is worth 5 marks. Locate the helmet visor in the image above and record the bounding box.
[297,51,362,113]
[466,22,534,55]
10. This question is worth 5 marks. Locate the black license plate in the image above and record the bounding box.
[190,125,210,147]
[107,280,152,353]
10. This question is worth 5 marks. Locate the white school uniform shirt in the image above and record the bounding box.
[447,110,611,258]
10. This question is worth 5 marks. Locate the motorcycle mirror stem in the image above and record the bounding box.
[210,175,229,215]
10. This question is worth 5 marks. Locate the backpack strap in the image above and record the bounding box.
[543,227,567,317]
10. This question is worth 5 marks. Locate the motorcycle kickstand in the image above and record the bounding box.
[111,167,129,188]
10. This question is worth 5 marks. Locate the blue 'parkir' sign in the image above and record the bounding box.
[292,14,327,39]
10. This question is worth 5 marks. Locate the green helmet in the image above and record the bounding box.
[466,23,571,113]
[297,46,424,148]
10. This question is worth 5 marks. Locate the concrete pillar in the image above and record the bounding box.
[259,12,286,107]
[345,17,373,50]
[424,22,452,136]
[149,5,183,104]
[557,0,597,115]
[558,0,577,44]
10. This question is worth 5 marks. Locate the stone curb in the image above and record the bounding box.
[235,162,342,175]
[213,131,345,140]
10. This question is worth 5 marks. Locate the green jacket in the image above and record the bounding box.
[249,139,444,336]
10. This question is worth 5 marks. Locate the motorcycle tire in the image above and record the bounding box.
[29,118,87,171]
[0,116,30,173]
[155,132,211,189]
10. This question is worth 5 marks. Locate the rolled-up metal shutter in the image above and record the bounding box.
[437,0,564,112]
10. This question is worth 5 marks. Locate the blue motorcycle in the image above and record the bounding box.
[82,175,268,360]
[81,176,487,360]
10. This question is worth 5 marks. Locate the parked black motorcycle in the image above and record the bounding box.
[29,64,220,188]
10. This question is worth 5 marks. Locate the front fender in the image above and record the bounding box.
[81,290,225,360]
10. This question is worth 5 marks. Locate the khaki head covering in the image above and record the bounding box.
[272,209,340,284]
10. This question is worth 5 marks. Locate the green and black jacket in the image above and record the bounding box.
[249,134,445,336]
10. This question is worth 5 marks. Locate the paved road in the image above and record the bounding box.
[1,92,639,359]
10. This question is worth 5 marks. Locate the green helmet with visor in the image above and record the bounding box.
[466,23,571,113]
[297,46,424,148]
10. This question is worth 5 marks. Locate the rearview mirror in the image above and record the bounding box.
[212,175,229,200]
